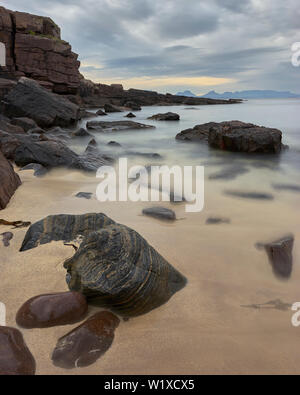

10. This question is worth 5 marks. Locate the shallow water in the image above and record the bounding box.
[1,99,300,375]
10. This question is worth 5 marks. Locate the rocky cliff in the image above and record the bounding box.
[0,6,81,94]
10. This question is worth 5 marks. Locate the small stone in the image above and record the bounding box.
[107,141,121,147]
[75,192,93,200]
[142,207,176,221]
[16,292,88,329]
[125,112,136,118]
[51,311,120,369]
[0,326,36,375]
[96,109,107,116]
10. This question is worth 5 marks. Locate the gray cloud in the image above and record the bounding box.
[1,0,299,92]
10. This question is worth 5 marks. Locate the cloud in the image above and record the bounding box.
[1,0,299,92]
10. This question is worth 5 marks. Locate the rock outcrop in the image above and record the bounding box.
[0,150,21,210]
[176,121,283,153]
[2,78,79,128]
[0,6,81,94]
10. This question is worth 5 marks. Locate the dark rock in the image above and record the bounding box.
[256,235,294,279]
[16,292,88,329]
[13,139,112,172]
[0,326,36,375]
[208,121,283,153]
[107,141,121,147]
[148,112,180,121]
[142,207,176,221]
[125,112,136,118]
[75,192,93,200]
[176,122,219,142]
[86,120,155,132]
[20,163,48,177]
[206,217,230,225]
[52,311,120,369]
[0,151,21,210]
[11,118,37,133]
[20,213,187,317]
[96,109,107,116]
[224,190,274,200]
[104,103,122,113]
[3,78,79,128]
[72,128,91,138]
[272,184,300,193]
[0,116,25,135]
[1,231,13,246]
[208,165,249,180]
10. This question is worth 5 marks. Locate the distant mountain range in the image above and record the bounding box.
[176,90,300,99]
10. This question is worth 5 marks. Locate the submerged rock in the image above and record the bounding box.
[0,326,36,375]
[86,120,155,132]
[0,151,21,210]
[224,190,274,200]
[272,184,300,193]
[206,217,230,225]
[148,112,180,121]
[256,235,294,279]
[75,192,93,200]
[96,109,107,116]
[208,165,249,180]
[20,213,187,317]
[1,232,13,247]
[52,311,120,369]
[3,78,79,128]
[142,207,176,221]
[16,292,88,329]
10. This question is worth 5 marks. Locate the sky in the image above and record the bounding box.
[1,0,299,94]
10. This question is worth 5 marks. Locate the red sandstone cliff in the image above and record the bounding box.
[0,6,81,94]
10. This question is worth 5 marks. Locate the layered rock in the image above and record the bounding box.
[0,6,81,94]
[3,78,79,128]
[0,150,21,210]
[20,213,187,318]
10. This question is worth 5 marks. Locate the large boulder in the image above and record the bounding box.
[0,151,21,210]
[209,121,283,153]
[20,213,187,318]
[2,78,79,128]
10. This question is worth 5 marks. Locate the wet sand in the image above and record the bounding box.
[1,166,300,375]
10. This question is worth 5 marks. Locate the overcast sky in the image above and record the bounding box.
[2,0,299,94]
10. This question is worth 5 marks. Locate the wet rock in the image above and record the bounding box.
[16,292,88,329]
[3,78,79,128]
[51,311,120,369]
[176,122,219,142]
[124,102,141,111]
[208,165,249,180]
[208,121,283,153]
[148,112,180,121]
[224,190,274,200]
[0,151,21,210]
[96,109,107,116]
[72,128,91,138]
[107,141,121,147]
[11,118,38,133]
[272,184,300,193]
[104,103,122,113]
[142,207,176,221]
[256,235,294,279]
[125,112,136,118]
[86,120,155,132]
[1,232,13,247]
[20,213,187,317]
[75,192,93,200]
[206,217,230,225]
[0,326,36,375]
[20,163,48,177]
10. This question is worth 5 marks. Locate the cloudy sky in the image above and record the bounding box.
[2,0,299,94]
